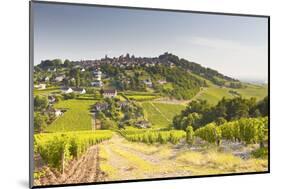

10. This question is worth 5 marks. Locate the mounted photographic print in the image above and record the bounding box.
[29,1,270,188]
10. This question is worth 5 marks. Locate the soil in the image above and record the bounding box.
[35,145,104,186]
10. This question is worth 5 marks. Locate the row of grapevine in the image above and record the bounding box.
[119,129,186,144]
[34,130,112,173]
[194,117,268,147]
[220,117,268,146]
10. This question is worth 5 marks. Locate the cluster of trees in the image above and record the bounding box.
[145,65,207,99]
[173,96,268,130]
[36,59,75,71]
[34,96,49,133]
[36,59,64,71]
[95,98,144,129]
[158,52,241,88]
[185,117,268,148]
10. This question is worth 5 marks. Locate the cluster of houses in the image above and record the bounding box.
[142,79,167,88]
[78,54,175,70]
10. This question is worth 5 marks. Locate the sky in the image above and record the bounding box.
[33,2,268,81]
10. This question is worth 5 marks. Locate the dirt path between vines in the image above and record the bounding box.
[35,132,266,186]
[99,134,192,181]
[36,145,105,186]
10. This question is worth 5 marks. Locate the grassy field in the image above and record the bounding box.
[236,84,268,100]
[45,99,96,132]
[141,102,185,128]
[194,84,268,105]
[34,87,60,96]
[194,86,233,105]
[98,134,268,181]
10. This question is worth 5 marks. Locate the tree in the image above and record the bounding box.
[52,59,63,68]
[186,125,194,145]
[215,117,227,125]
[64,59,71,67]
[256,96,268,116]
[34,95,48,112]
[75,71,80,87]
[34,113,47,133]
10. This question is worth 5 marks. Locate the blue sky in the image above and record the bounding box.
[33,3,268,81]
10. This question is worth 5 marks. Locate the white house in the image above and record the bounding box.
[157,80,167,85]
[72,88,86,94]
[44,77,50,82]
[102,89,117,98]
[61,87,73,94]
[55,75,65,82]
[143,79,153,88]
[55,109,63,117]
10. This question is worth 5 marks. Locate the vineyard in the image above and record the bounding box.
[195,117,268,147]
[34,130,112,173]
[119,129,186,144]
[118,117,268,148]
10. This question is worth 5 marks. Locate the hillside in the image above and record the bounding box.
[35,53,247,100]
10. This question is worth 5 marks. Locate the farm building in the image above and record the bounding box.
[102,89,117,98]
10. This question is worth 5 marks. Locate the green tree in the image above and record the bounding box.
[34,112,47,133]
[186,125,194,145]
[63,59,71,67]
[34,95,48,112]
[215,117,227,125]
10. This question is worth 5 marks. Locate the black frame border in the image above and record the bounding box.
[29,1,270,188]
